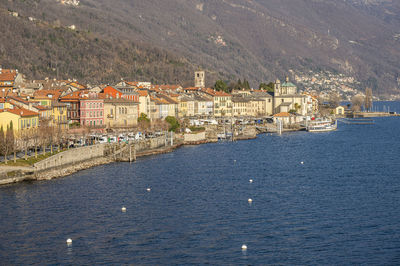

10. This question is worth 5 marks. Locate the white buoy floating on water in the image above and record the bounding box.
[66,238,72,246]
[242,244,247,250]
[121,206,126,212]
[248,198,253,203]
[147,188,151,192]
[249,179,253,183]
[301,161,304,165]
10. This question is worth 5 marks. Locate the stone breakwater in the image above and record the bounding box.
[35,157,113,181]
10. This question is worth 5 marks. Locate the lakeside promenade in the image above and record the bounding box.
[2,108,398,186]
[0,125,258,186]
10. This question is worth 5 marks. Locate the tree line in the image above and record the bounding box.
[213,79,275,93]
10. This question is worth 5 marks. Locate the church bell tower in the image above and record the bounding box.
[195,71,205,88]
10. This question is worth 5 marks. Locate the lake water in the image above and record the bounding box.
[1,103,400,265]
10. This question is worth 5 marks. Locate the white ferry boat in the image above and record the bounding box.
[307,119,337,132]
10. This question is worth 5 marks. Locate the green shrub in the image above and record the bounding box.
[165,116,180,132]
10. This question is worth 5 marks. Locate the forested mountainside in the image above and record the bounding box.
[1,0,400,94]
[0,6,199,86]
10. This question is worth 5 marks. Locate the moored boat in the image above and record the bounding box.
[307,119,337,132]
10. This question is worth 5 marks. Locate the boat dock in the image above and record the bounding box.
[339,118,375,125]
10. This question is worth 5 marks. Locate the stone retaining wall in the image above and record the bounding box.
[34,144,105,172]
[184,132,206,143]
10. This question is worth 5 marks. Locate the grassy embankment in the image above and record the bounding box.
[0,149,67,167]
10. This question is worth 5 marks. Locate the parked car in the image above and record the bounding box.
[127,134,136,141]
[97,137,108,144]
[118,134,127,143]
[145,132,155,138]
[155,131,164,137]
[108,136,117,143]
[135,132,144,140]
[75,138,86,147]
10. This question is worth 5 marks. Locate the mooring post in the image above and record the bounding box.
[133,143,137,161]
[129,144,132,163]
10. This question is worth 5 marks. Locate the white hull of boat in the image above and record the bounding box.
[307,120,337,132]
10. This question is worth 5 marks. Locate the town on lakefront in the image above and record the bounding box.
[0,68,394,184]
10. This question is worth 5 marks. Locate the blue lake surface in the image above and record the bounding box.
[1,106,400,265]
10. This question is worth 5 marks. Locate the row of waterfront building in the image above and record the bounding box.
[0,70,319,133]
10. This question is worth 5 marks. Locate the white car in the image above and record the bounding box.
[127,134,136,141]
[97,137,108,144]
[135,132,144,140]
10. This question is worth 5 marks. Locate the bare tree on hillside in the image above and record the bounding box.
[328,92,342,108]
[351,95,364,112]
[365,87,373,112]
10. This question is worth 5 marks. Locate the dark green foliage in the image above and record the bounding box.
[259,82,274,92]
[214,80,228,93]
[138,113,150,123]
[227,79,242,92]
[165,116,180,132]
[189,126,205,132]
[242,79,251,90]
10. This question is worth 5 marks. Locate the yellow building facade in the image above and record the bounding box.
[0,108,39,132]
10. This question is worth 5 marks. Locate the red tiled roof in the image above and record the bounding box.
[6,107,38,117]
[137,90,148,97]
[33,89,63,100]
[68,81,86,89]
[158,94,178,104]
[8,96,29,104]
[0,71,17,82]
[103,85,116,91]
[125,81,139,86]
[159,85,181,91]
[60,90,89,101]
[273,112,291,117]
[202,88,231,97]
[33,105,50,110]
[150,96,165,104]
